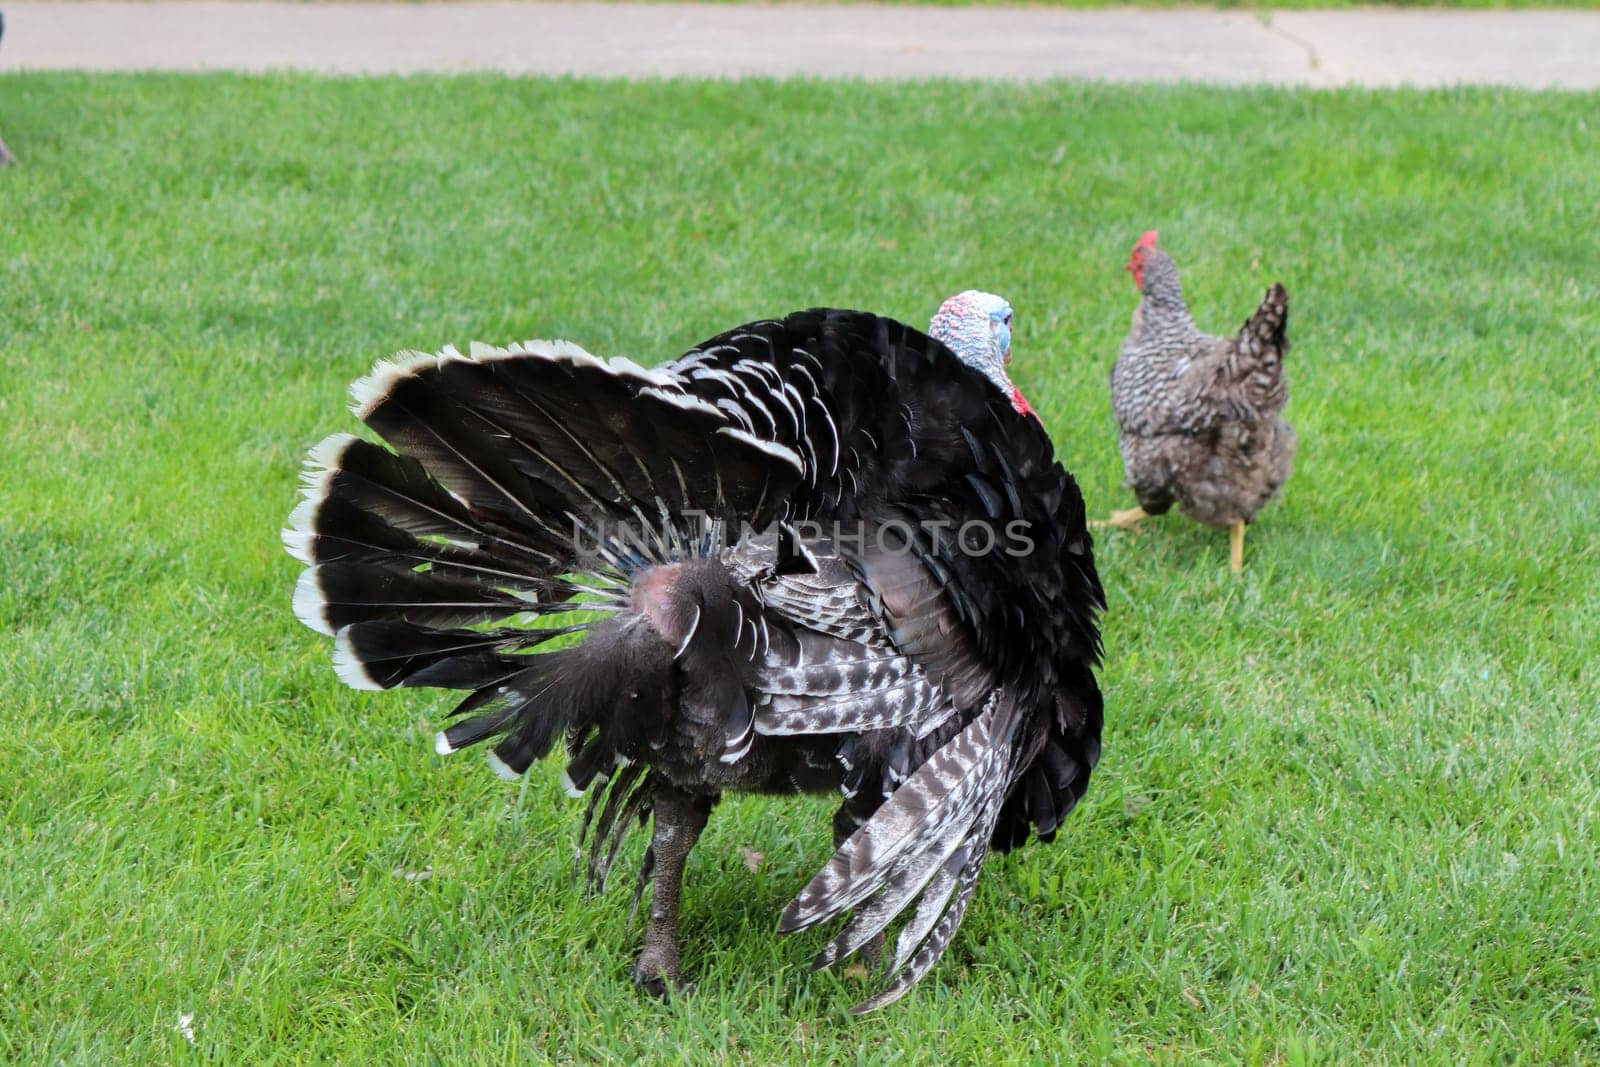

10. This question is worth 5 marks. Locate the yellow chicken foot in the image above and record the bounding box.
[1229,521,1245,573]
[1095,506,1150,530]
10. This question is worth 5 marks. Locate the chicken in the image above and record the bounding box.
[1102,231,1295,571]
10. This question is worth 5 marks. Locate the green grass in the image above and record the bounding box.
[1,74,1597,1063]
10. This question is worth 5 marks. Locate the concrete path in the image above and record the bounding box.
[3,2,1598,89]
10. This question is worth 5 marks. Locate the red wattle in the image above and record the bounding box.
[1011,386,1036,418]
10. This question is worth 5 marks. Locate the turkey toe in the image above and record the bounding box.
[631,950,689,999]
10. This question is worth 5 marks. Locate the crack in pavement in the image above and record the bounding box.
[1260,13,1330,84]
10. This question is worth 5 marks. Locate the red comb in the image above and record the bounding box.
[1135,230,1159,250]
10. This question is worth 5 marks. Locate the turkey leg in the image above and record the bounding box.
[1229,521,1245,572]
[632,785,711,998]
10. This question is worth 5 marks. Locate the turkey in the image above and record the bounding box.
[284,293,1105,1013]
[1101,231,1295,571]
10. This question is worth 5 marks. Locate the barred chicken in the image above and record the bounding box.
[1102,232,1295,571]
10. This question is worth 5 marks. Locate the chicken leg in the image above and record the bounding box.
[632,786,712,998]
[1095,506,1149,530]
[1229,521,1245,573]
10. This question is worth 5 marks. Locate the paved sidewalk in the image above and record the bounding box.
[3,2,1598,88]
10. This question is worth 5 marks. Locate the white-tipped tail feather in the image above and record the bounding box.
[348,350,440,419]
[280,498,318,565]
[466,340,508,360]
[332,631,384,691]
[283,433,364,563]
[303,431,361,476]
[348,340,620,420]
[291,568,333,636]
[485,749,523,782]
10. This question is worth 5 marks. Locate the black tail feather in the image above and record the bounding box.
[438,706,522,756]
[333,621,576,692]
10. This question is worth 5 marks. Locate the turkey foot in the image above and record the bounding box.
[0,137,14,167]
[631,945,693,999]
[1229,521,1245,572]
[633,786,712,1000]
[1095,506,1149,530]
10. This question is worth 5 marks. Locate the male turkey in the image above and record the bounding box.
[1102,232,1295,571]
[284,293,1105,1012]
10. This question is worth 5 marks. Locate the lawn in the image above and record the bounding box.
[1,75,1597,1063]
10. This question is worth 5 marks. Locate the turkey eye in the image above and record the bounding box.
[1003,314,1013,326]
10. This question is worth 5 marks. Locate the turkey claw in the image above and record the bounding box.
[631,953,693,1000]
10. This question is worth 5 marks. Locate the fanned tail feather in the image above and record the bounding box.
[777,697,1025,1012]
[851,819,995,1015]
[286,337,813,780]
[780,698,1011,934]
[332,621,574,692]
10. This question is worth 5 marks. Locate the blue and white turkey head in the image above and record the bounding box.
[929,290,1034,417]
